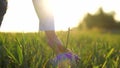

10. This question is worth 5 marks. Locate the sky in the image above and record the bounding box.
[0,0,120,32]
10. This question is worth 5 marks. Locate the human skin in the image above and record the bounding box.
[45,31,69,55]
[32,0,69,55]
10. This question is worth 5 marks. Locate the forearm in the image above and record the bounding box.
[45,31,68,55]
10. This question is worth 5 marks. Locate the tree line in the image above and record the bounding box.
[78,8,120,31]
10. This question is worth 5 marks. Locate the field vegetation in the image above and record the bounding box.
[0,30,120,68]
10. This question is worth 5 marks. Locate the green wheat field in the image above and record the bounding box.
[0,30,120,68]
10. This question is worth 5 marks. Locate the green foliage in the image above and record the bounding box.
[78,8,120,31]
[0,31,120,68]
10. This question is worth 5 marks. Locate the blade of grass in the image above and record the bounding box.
[102,48,114,68]
[106,48,114,59]
[102,60,107,68]
[3,45,19,64]
[16,38,23,65]
[17,44,23,65]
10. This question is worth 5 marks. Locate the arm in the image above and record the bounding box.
[45,31,69,55]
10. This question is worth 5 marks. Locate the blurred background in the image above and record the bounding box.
[0,0,120,32]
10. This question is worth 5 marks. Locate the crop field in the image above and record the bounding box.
[0,31,120,68]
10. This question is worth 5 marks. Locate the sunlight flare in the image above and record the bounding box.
[0,0,120,32]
